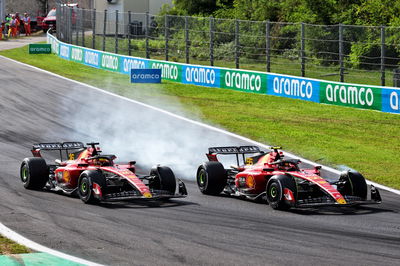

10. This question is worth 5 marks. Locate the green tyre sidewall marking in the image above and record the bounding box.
[21,165,28,183]
[81,181,88,194]
[199,171,205,186]
[270,186,277,198]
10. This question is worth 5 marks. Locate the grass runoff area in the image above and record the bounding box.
[1,46,399,190]
[0,235,29,254]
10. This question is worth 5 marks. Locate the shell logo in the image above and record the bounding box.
[337,197,347,204]
[143,192,153,198]
[246,175,255,188]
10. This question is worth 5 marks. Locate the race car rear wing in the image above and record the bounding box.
[31,142,85,160]
[207,146,262,165]
[208,146,261,155]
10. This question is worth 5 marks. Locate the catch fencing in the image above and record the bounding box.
[56,5,400,87]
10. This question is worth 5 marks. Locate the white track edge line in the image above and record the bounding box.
[0,223,103,266]
[2,54,400,197]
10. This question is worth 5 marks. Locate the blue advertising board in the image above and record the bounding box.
[59,43,70,60]
[182,65,220,87]
[83,49,101,68]
[381,88,400,114]
[120,56,148,74]
[130,69,162,83]
[267,74,320,103]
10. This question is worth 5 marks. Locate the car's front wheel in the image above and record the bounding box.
[337,170,367,200]
[78,170,105,204]
[266,175,297,210]
[150,166,176,195]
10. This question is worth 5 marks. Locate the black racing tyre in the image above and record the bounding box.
[266,175,297,210]
[78,170,106,204]
[20,157,48,190]
[150,166,176,194]
[338,170,367,200]
[196,162,227,195]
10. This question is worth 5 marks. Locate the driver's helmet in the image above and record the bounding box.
[281,161,298,171]
[94,158,111,166]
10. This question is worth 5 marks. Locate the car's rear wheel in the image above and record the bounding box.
[337,170,367,200]
[150,166,176,194]
[78,170,106,204]
[196,162,227,195]
[20,158,48,190]
[266,175,296,210]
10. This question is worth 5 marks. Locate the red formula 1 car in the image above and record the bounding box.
[20,142,187,203]
[196,146,381,210]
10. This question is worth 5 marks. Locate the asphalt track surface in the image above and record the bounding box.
[0,56,399,266]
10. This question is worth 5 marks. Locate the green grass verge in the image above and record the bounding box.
[1,45,399,189]
[0,235,30,254]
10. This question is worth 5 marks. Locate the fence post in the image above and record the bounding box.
[56,4,61,40]
[266,20,270,72]
[115,10,119,54]
[210,16,214,66]
[81,8,85,47]
[381,25,386,86]
[235,19,239,69]
[393,69,400,87]
[185,16,190,64]
[102,10,107,51]
[339,23,344,82]
[75,8,79,45]
[69,7,73,44]
[145,12,150,59]
[128,11,132,56]
[92,9,96,49]
[165,15,169,61]
[301,23,305,77]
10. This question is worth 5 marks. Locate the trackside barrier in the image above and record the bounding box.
[47,33,400,114]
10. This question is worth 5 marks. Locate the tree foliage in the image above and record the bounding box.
[162,0,400,69]
[170,0,400,26]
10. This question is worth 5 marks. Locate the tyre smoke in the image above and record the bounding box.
[62,84,243,180]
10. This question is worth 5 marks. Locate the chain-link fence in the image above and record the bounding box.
[56,5,400,87]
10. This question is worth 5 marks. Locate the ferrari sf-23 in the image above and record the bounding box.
[20,142,187,203]
[196,146,381,210]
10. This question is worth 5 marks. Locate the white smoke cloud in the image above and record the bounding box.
[62,83,243,180]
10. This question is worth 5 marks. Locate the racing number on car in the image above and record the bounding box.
[246,157,253,165]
